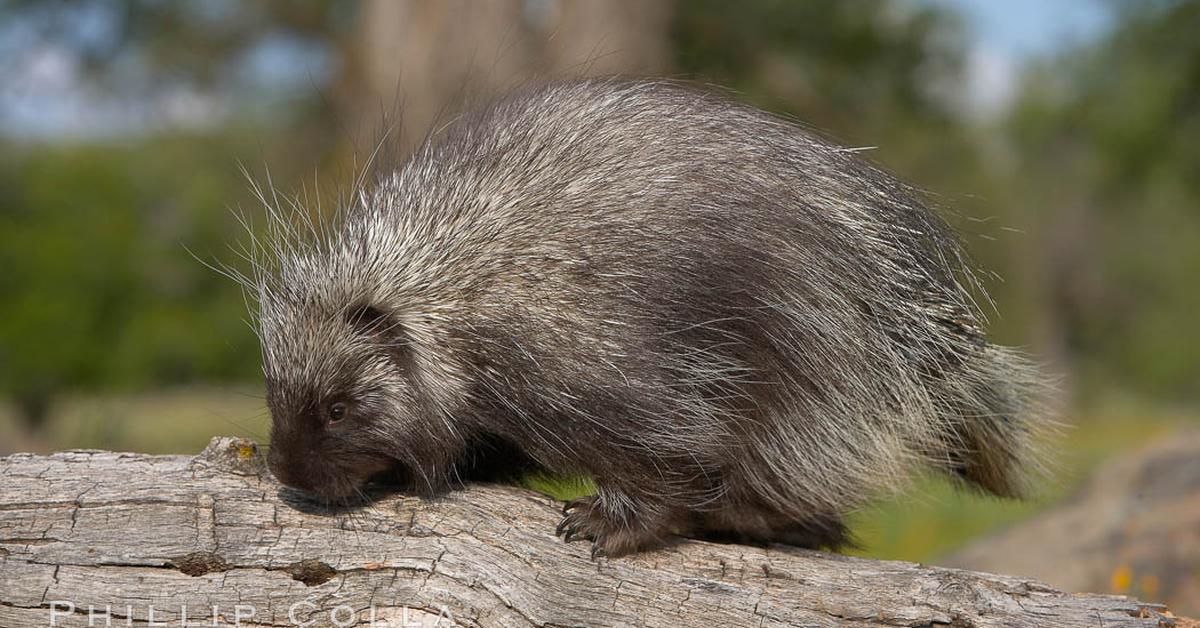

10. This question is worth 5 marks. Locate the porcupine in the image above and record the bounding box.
[251,78,1047,558]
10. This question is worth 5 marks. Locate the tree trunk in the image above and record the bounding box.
[355,0,674,154]
[0,437,1182,627]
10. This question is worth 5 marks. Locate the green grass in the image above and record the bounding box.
[520,472,595,501]
[2,387,1191,564]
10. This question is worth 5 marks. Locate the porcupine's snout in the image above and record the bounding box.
[266,414,395,504]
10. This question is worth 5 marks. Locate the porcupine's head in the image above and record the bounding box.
[245,187,473,504]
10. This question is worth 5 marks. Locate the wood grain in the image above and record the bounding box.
[0,437,1179,627]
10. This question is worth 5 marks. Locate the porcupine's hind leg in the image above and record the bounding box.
[689,501,852,551]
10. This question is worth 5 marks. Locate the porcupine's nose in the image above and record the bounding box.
[267,445,317,493]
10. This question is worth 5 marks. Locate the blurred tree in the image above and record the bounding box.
[0,135,268,428]
[673,0,965,145]
[1006,0,1200,401]
[0,1,359,428]
[356,0,674,154]
[0,0,356,103]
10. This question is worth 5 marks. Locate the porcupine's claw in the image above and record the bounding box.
[557,493,674,559]
[556,496,607,556]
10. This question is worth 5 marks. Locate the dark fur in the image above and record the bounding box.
[252,79,1046,557]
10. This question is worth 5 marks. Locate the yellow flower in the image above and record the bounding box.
[1110,565,1132,592]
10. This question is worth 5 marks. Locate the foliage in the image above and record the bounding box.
[1004,0,1200,400]
[0,0,356,426]
[673,0,965,139]
[0,133,268,425]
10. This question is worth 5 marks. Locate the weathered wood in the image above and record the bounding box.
[0,437,1180,627]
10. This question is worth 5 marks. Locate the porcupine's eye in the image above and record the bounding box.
[327,401,348,425]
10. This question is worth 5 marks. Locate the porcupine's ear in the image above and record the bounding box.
[345,303,409,357]
[396,312,472,416]
[345,302,469,413]
[345,303,391,334]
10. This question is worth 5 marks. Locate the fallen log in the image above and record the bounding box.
[0,437,1181,627]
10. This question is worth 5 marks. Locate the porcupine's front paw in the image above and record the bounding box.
[556,495,664,559]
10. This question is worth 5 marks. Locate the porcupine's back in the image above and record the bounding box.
[319,78,1046,520]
